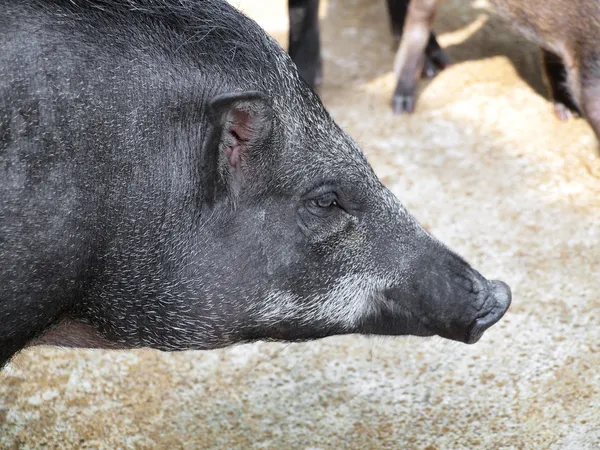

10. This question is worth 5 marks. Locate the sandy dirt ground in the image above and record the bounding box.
[1,0,599,448]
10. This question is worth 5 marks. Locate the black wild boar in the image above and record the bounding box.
[393,0,598,136]
[288,0,450,89]
[0,0,511,368]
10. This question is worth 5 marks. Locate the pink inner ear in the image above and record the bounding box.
[226,109,252,169]
[231,109,252,141]
[225,138,242,169]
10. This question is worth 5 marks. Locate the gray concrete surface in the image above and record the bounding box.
[1,0,599,448]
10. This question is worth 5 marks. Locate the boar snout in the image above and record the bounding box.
[417,267,512,344]
[382,250,512,344]
[465,280,511,344]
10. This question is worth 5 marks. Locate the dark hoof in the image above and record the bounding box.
[422,57,441,79]
[421,49,451,79]
[392,91,416,114]
[392,75,418,114]
[552,100,581,121]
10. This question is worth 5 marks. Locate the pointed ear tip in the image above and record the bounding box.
[208,91,273,127]
[209,90,270,111]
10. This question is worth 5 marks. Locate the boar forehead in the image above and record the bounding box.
[267,105,383,197]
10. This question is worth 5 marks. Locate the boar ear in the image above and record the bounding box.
[208,91,273,173]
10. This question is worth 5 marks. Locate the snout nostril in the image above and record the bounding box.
[452,268,486,295]
[444,255,485,295]
[472,275,486,295]
[453,274,475,293]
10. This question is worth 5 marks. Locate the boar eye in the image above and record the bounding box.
[309,193,339,210]
[312,195,337,209]
[298,189,350,236]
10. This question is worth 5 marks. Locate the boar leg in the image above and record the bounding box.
[386,0,449,79]
[542,49,582,121]
[580,58,600,140]
[392,0,443,114]
[422,33,451,78]
[288,0,322,89]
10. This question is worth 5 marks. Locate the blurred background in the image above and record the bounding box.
[1,0,599,448]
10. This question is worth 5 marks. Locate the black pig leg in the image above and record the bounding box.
[423,32,450,78]
[288,0,322,89]
[386,0,449,79]
[386,0,410,43]
[392,0,443,114]
[542,49,582,121]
